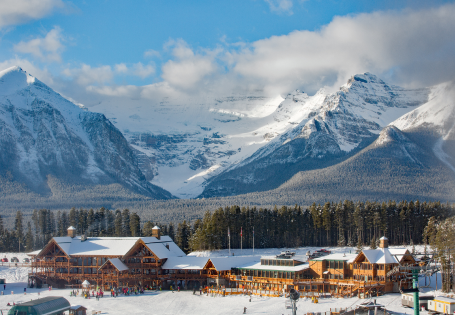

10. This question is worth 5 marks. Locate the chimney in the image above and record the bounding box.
[67,226,76,238]
[379,236,388,248]
[152,226,160,240]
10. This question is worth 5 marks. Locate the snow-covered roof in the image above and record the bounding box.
[388,248,411,262]
[379,236,388,240]
[99,258,129,272]
[434,296,455,304]
[236,260,309,272]
[39,235,185,259]
[162,257,208,270]
[70,305,86,310]
[27,249,41,256]
[68,226,76,230]
[209,257,261,271]
[152,226,160,230]
[311,253,357,263]
[361,248,398,264]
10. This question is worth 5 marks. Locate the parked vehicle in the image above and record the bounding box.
[1,257,8,262]
[22,258,30,263]
[11,257,19,263]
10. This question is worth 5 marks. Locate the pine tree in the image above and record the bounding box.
[14,211,24,252]
[122,209,131,236]
[370,237,377,249]
[129,212,141,237]
[142,221,155,236]
[114,210,123,236]
[25,222,34,252]
[61,212,69,235]
[356,236,364,254]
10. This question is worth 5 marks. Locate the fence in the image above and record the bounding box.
[0,262,30,268]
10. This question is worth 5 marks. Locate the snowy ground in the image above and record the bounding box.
[0,247,448,315]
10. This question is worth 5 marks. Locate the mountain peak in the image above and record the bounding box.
[346,72,382,86]
[0,65,36,95]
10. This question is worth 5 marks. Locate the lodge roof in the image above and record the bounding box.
[361,248,403,264]
[310,253,357,263]
[161,256,208,270]
[236,260,309,272]
[99,258,129,272]
[38,235,185,259]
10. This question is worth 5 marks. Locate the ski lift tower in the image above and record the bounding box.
[388,264,440,315]
[285,289,299,315]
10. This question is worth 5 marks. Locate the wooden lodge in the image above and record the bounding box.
[30,229,416,297]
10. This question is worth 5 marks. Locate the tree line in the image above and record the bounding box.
[0,200,453,255]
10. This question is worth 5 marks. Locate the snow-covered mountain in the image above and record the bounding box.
[391,82,455,173]
[88,73,430,199]
[0,66,173,199]
[200,73,429,197]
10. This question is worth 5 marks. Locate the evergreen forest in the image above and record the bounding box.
[0,200,453,255]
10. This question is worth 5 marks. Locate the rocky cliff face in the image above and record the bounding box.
[200,73,430,197]
[0,66,173,199]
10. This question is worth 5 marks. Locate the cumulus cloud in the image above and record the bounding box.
[161,39,217,90]
[14,26,65,62]
[230,3,455,94]
[144,49,160,58]
[0,0,68,29]
[264,0,294,15]
[63,62,155,86]
[6,4,455,108]
[62,64,113,85]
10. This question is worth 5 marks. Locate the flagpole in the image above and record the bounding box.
[228,227,231,256]
[241,227,243,253]
[253,226,254,253]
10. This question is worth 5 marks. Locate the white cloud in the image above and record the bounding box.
[62,64,113,85]
[231,3,455,94]
[114,63,128,73]
[144,49,160,58]
[161,40,217,90]
[14,26,65,62]
[264,0,294,15]
[131,62,155,78]
[0,0,67,29]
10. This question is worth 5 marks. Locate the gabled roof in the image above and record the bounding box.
[361,248,398,264]
[99,258,129,272]
[37,235,185,259]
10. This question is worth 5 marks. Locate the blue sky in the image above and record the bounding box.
[1,0,455,105]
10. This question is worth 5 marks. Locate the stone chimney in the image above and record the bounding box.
[152,226,160,240]
[379,236,389,248]
[67,226,76,238]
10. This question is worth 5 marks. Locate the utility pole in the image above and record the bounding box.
[253,227,254,253]
[241,227,243,253]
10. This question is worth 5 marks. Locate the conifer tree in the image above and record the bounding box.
[14,211,24,252]
[25,222,34,252]
[114,210,123,236]
[122,209,131,236]
[129,212,141,237]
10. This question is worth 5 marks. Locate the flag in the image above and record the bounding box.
[241,227,243,237]
[228,227,230,237]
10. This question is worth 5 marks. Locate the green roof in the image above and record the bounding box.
[8,296,70,315]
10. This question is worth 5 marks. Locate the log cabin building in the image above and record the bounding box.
[30,228,416,297]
